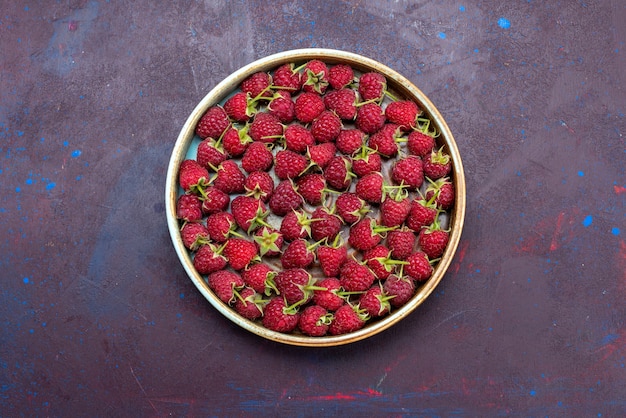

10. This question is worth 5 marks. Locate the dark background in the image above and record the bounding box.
[1,1,625,416]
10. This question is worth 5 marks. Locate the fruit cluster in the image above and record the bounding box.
[176,59,455,337]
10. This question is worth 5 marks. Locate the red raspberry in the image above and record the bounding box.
[253,226,284,257]
[240,71,272,99]
[244,170,274,202]
[405,251,433,282]
[223,91,255,123]
[382,275,414,307]
[298,305,332,337]
[368,123,401,157]
[274,149,309,180]
[328,303,368,335]
[356,102,386,134]
[233,287,266,320]
[317,244,348,278]
[407,130,435,157]
[313,278,346,311]
[352,147,382,177]
[335,192,367,225]
[241,262,277,294]
[267,90,295,124]
[201,187,230,215]
[230,195,269,233]
[418,225,449,259]
[195,105,230,139]
[362,245,397,280]
[302,59,329,94]
[272,63,302,92]
[180,222,209,251]
[196,138,227,168]
[241,141,274,173]
[379,191,411,227]
[310,206,342,242]
[224,237,259,271]
[222,126,252,157]
[193,244,227,275]
[262,296,300,333]
[339,259,376,292]
[386,227,416,260]
[269,179,303,216]
[280,210,314,241]
[176,194,203,222]
[423,148,452,180]
[307,142,337,170]
[355,172,384,204]
[391,155,424,190]
[323,88,357,120]
[406,198,438,232]
[323,155,353,191]
[425,177,455,210]
[358,72,387,101]
[249,112,283,143]
[274,268,318,305]
[294,92,326,123]
[296,173,327,206]
[335,128,365,155]
[328,64,354,89]
[208,270,244,304]
[384,100,419,131]
[348,217,394,252]
[284,124,315,153]
[178,159,210,194]
[212,160,245,195]
[205,211,237,243]
[359,284,393,317]
[311,110,342,143]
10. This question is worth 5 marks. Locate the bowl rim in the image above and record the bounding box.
[165,48,466,347]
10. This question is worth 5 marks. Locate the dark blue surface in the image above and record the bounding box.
[1,1,625,416]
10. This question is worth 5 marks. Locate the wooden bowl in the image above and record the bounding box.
[165,48,466,347]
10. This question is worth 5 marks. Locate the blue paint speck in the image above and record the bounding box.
[25,178,33,185]
[438,32,446,39]
[582,215,593,227]
[612,227,620,236]
[71,150,82,158]
[498,17,511,29]
[46,182,56,190]
[15,187,21,193]
[602,334,618,345]
[459,5,466,12]
[23,277,29,284]
[530,389,537,396]
[63,141,69,147]
[578,170,584,177]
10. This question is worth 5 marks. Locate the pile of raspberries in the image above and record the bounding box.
[176,59,455,337]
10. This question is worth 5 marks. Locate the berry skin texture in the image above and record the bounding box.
[407,131,435,157]
[313,278,346,311]
[179,159,210,194]
[262,296,300,333]
[423,149,452,180]
[324,89,357,121]
[379,195,411,227]
[241,141,274,174]
[317,245,348,278]
[180,222,209,251]
[348,217,390,252]
[328,64,354,90]
[281,239,316,270]
[426,178,455,210]
[224,238,259,271]
[302,59,329,94]
[391,155,424,190]
[310,207,342,242]
[193,244,227,275]
[207,270,244,305]
[296,173,327,206]
[213,160,245,195]
[307,143,337,170]
[280,210,313,241]
[195,105,230,140]
[274,268,319,306]
[339,259,376,292]
[329,304,368,335]
[234,287,266,320]
[311,110,342,143]
[358,72,386,101]
[355,172,384,204]
[405,251,433,282]
[284,124,315,153]
[176,194,203,222]
[196,138,227,169]
[206,211,237,243]
[362,245,396,280]
[352,149,382,178]
[385,100,419,131]
[335,192,367,225]
[249,112,283,143]
[240,71,272,99]
[324,156,353,191]
[230,195,268,233]
[356,102,386,134]
[223,126,251,158]
[359,285,392,317]
[272,63,302,92]
[244,171,274,202]
[383,275,415,308]
[274,150,308,180]
[241,262,277,294]
[368,124,401,158]
[406,199,437,232]
[418,228,449,259]
[269,180,303,217]
[386,228,416,260]
[268,90,296,124]
[202,187,230,215]
[335,128,365,155]
[298,305,332,337]
[295,92,326,123]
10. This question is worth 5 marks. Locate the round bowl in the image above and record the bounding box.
[165,48,466,347]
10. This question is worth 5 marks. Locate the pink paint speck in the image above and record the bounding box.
[68,20,78,31]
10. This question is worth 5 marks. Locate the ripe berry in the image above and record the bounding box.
[358,72,386,101]
[423,148,452,180]
[356,102,386,134]
[383,274,414,307]
[295,92,326,123]
[324,155,353,191]
[339,259,376,292]
[262,296,300,333]
[407,130,435,157]
[249,112,283,143]
[212,160,245,195]
[269,180,303,216]
[391,155,424,190]
[176,194,203,222]
[195,105,230,139]
[284,124,315,153]
[405,251,433,282]
[335,193,367,225]
[324,88,357,120]
[328,64,354,89]
[224,237,259,271]
[386,227,416,260]
[241,141,274,173]
[207,270,244,304]
[298,305,332,337]
[240,71,272,99]
[335,128,365,155]
[193,243,227,275]
[302,59,329,94]
[384,100,419,131]
[311,110,342,143]
[328,303,368,335]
